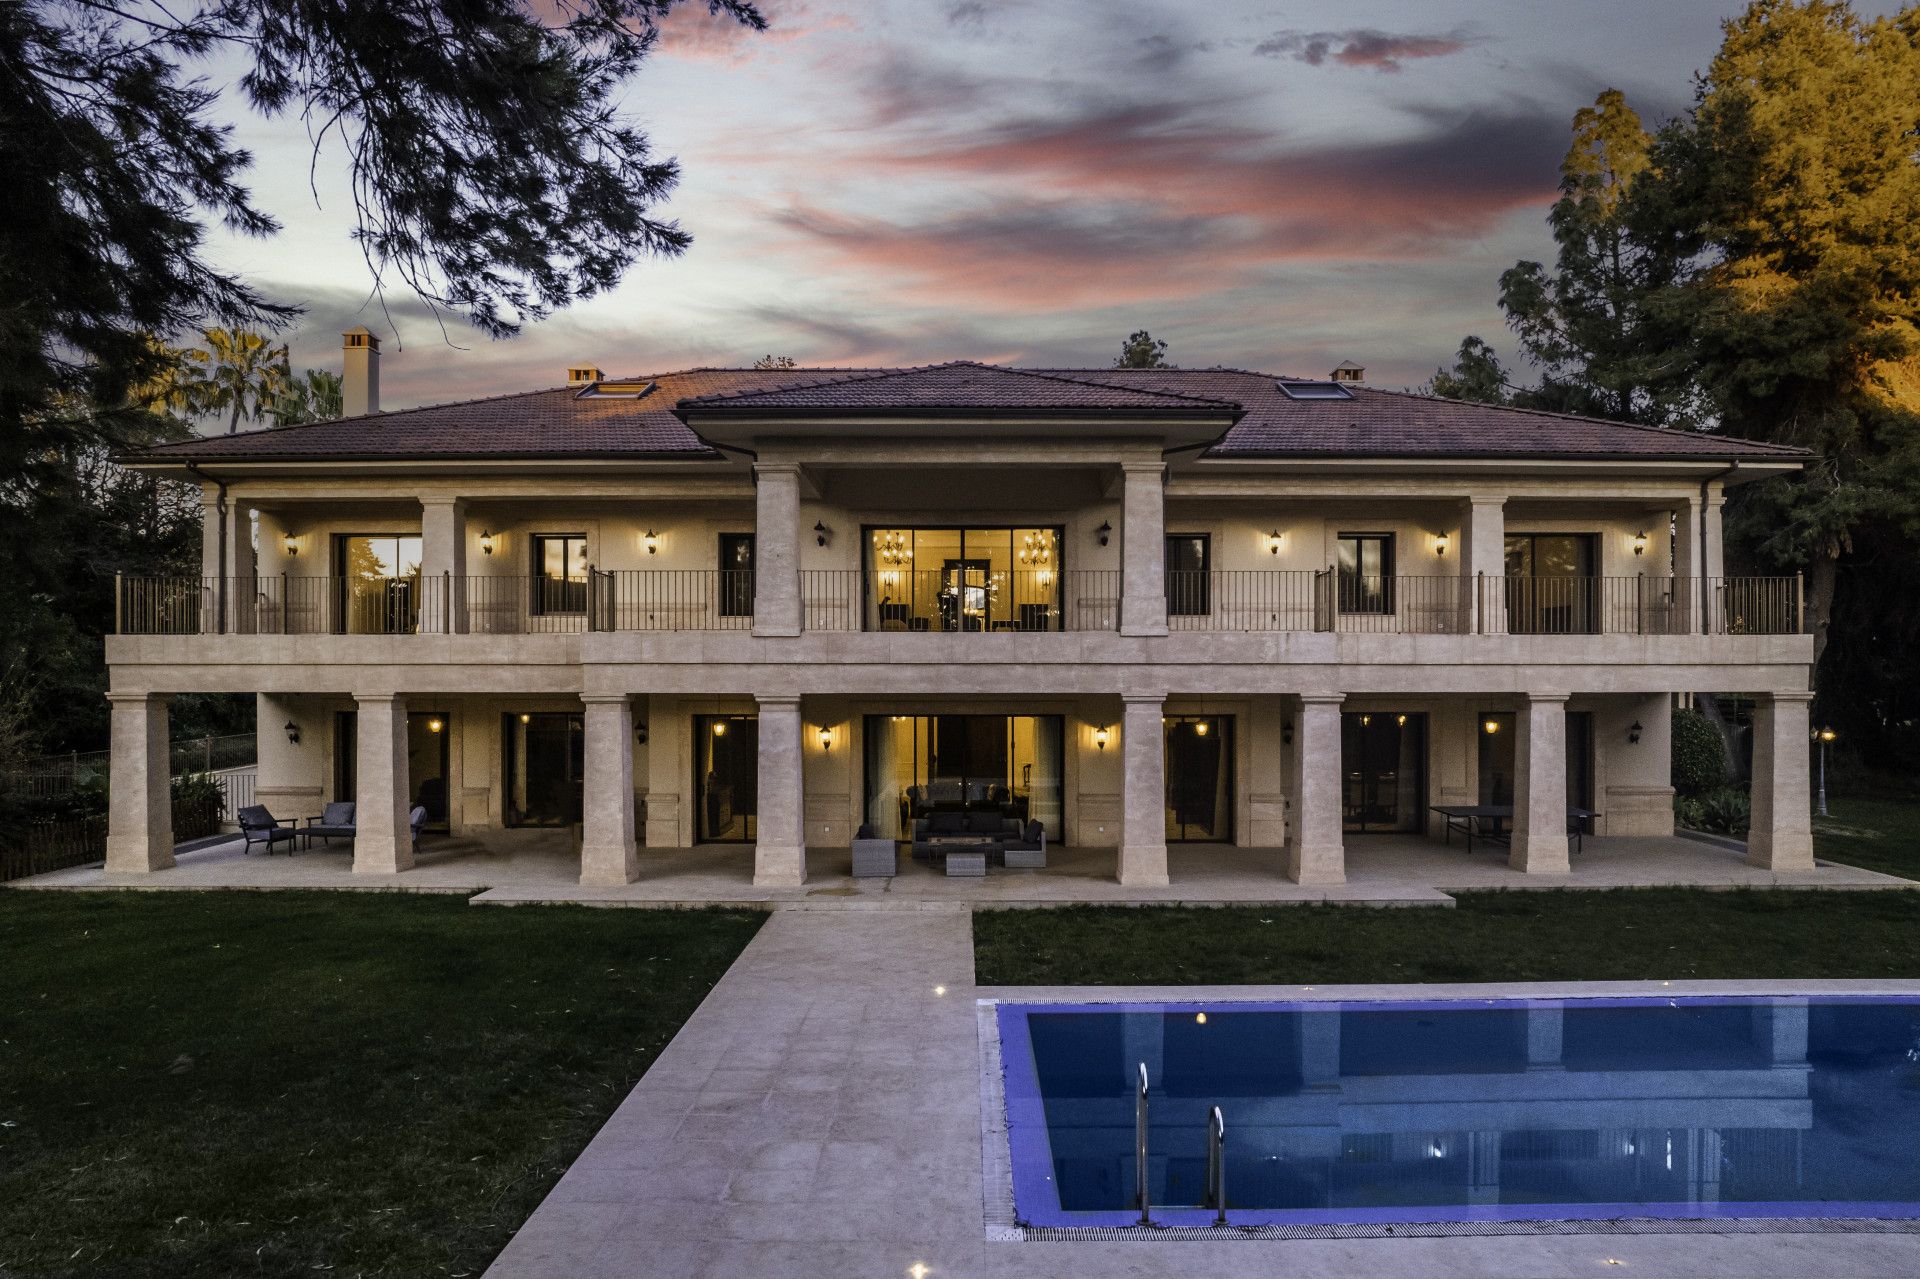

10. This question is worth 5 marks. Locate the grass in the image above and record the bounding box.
[1814,793,1920,879]
[974,888,1920,986]
[0,891,763,1279]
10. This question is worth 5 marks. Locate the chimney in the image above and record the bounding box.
[1330,360,1365,385]
[567,365,603,386]
[343,326,382,415]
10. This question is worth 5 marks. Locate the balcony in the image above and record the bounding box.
[114,571,1805,638]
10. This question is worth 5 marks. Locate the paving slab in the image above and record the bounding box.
[485,908,1920,1279]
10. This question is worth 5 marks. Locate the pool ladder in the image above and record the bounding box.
[1135,1062,1228,1226]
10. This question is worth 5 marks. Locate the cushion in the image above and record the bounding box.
[966,811,1002,834]
[855,823,875,840]
[1024,820,1044,843]
[322,801,355,825]
[930,811,966,834]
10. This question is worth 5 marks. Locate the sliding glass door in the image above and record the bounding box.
[1341,712,1427,832]
[334,534,422,634]
[863,715,1064,841]
[865,527,1063,632]
[1505,534,1598,634]
[1165,715,1233,841]
[694,715,758,843]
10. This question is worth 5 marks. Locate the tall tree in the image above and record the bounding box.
[1423,337,1514,404]
[1498,89,1702,426]
[186,329,289,434]
[1640,0,1920,686]
[1115,330,1173,369]
[269,368,345,427]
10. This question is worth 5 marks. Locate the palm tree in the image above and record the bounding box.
[187,329,290,433]
[269,368,345,426]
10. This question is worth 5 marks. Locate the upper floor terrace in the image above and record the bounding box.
[110,354,1813,665]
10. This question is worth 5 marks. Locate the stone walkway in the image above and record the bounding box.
[485,908,1920,1279]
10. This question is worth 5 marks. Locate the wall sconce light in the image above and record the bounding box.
[711,721,727,736]
[1628,720,1643,744]
[813,521,830,547]
[1194,720,1208,736]
[1814,726,1837,743]
[1096,520,1112,547]
[1281,720,1294,746]
[519,712,531,724]
[643,529,659,556]
[1632,530,1649,557]
[817,725,833,752]
[1434,531,1450,558]
[1266,529,1283,556]
[282,531,299,557]
[479,530,495,556]
[427,717,444,733]
[283,720,301,745]
[635,721,648,746]
[1483,718,1501,735]
[1093,724,1111,751]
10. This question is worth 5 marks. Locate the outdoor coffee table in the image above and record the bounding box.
[926,834,996,876]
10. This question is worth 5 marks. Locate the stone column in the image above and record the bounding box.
[1287,694,1346,885]
[419,497,467,634]
[352,693,413,873]
[1674,496,1705,633]
[1462,495,1506,633]
[1703,486,1727,632]
[105,692,174,872]
[580,694,638,885]
[1118,462,1168,636]
[1118,694,1169,886]
[1748,690,1815,870]
[198,490,224,633]
[1511,693,1570,874]
[753,694,806,886]
[752,464,803,637]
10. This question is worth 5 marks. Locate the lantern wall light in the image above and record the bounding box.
[479,530,495,556]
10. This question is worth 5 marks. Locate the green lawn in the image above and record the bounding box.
[975,888,1920,986]
[0,891,762,1279]
[1814,793,1920,879]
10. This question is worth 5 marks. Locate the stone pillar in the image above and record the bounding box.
[198,489,224,633]
[580,694,638,885]
[105,692,174,872]
[644,697,687,849]
[1703,486,1727,632]
[1748,690,1815,871]
[352,694,413,873]
[1462,495,1506,633]
[1287,694,1345,885]
[1118,462,1168,636]
[420,497,467,634]
[752,464,803,637]
[753,694,806,886]
[1511,693,1570,874]
[1673,496,1704,633]
[1118,694,1169,886]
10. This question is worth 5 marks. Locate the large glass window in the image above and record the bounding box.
[334,534,422,634]
[531,534,589,615]
[1336,533,1394,614]
[718,533,755,617]
[694,715,757,843]
[863,715,1064,841]
[864,527,1062,632]
[1165,715,1232,841]
[504,712,583,827]
[1165,534,1210,617]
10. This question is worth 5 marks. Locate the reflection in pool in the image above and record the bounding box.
[996,996,1920,1228]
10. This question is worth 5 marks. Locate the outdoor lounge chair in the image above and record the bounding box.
[1002,819,1047,869]
[303,801,356,849]
[850,823,896,877]
[410,804,428,851]
[237,804,300,856]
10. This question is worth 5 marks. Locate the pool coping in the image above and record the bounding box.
[975,979,1920,1242]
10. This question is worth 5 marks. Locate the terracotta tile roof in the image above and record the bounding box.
[675,361,1240,417]
[131,363,1807,465]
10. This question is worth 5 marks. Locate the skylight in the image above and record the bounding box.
[1276,379,1353,400]
[575,380,656,400]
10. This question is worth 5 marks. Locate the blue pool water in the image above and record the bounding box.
[996,996,1920,1228]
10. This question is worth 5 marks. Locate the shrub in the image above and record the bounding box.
[1671,707,1727,796]
[170,771,225,842]
[1675,785,1750,836]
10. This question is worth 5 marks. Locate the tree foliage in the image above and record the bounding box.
[752,354,798,369]
[1423,337,1513,404]
[1115,330,1174,369]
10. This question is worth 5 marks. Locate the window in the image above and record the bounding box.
[334,534,422,634]
[718,533,755,617]
[1165,533,1210,616]
[531,534,588,615]
[1336,533,1394,614]
[1504,533,1597,633]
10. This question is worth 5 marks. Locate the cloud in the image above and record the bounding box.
[655,0,844,64]
[1253,28,1481,73]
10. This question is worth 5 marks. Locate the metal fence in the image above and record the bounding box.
[800,569,1122,632]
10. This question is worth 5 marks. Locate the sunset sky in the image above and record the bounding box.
[194,0,1890,414]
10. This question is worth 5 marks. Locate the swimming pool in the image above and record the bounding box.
[994,995,1920,1230]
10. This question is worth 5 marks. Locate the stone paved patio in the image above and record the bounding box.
[10,829,1909,906]
[484,908,1920,1278]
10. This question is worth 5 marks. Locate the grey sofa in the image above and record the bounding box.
[1002,820,1047,869]
[303,801,357,848]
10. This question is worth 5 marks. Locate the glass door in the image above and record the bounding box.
[1505,534,1598,633]
[335,534,422,634]
[1165,715,1233,841]
[503,712,584,827]
[408,712,450,831]
[863,715,1065,841]
[694,715,757,842]
[531,534,589,616]
[1341,712,1427,832]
